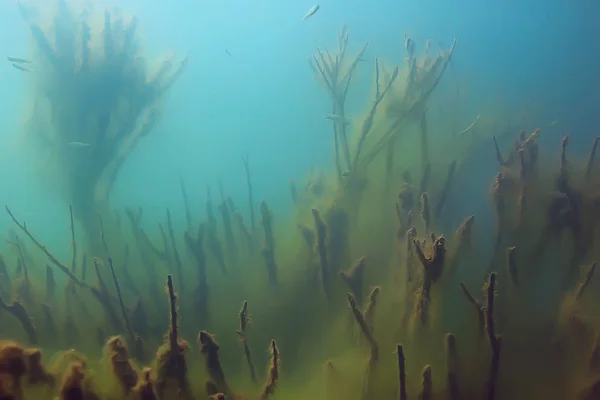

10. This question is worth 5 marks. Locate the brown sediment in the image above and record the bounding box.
[260,201,278,287]
[236,301,257,384]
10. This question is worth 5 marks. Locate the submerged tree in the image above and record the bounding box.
[310,26,456,209]
[18,0,187,246]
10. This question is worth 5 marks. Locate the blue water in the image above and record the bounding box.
[0,0,598,260]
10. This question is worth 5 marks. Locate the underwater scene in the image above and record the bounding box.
[0,0,600,399]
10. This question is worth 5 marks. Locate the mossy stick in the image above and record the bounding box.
[260,201,278,286]
[397,344,407,400]
[340,256,366,304]
[0,294,38,344]
[485,273,501,400]
[236,301,257,384]
[420,365,432,400]
[198,331,234,398]
[99,216,142,359]
[348,293,379,400]
[313,209,331,300]
[259,340,280,400]
[156,275,194,399]
[5,206,85,287]
[446,333,459,400]
[575,262,596,301]
[459,282,484,340]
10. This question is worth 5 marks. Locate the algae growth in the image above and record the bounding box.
[1,2,600,400]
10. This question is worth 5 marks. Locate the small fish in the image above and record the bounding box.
[7,56,31,64]
[11,63,31,72]
[303,4,320,21]
[324,114,351,125]
[225,49,232,56]
[67,141,91,148]
[551,120,559,127]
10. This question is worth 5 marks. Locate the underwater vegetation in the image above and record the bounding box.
[3,2,600,400]
[16,0,188,249]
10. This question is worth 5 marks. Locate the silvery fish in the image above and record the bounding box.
[67,141,91,148]
[11,63,31,72]
[303,4,320,21]
[7,56,31,64]
[324,114,351,125]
